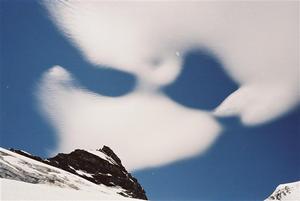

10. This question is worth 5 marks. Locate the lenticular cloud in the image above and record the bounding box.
[38,66,221,170]
[39,1,299,170]
[43,1,299,125]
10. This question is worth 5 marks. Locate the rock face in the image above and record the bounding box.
[9,146,147,200]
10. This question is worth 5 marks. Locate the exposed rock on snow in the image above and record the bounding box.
[265,181,300,201]
[0,147,147,200]
[46,146,147,199]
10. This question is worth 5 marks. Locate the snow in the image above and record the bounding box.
[0,178,139,200]
[0,147,138,200]
[68,165,95,178]
[75,170,93,178]
[2,147,299,201]
[86,150,118,165]
[265,181,300,201]
[18,150,32,155]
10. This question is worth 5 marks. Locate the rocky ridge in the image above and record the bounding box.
[8,146,147,200]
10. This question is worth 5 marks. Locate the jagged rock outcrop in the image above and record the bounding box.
[9,146,147,200]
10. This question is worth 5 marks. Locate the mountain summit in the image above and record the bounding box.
[0,146,147,200]
[264,181,300,201]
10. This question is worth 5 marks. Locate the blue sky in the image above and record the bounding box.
[0,1,299,200]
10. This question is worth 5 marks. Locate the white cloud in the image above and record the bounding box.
[39,1,299,170]
[37,66,221,171]
[214,83,299,125]
[44,1,299,125]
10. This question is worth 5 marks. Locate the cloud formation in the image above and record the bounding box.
[38,66,221,170]
[44,1,299,125]
[40,1,299,170]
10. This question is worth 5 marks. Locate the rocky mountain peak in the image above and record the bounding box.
[101,145,122,166]
[8,146,147,200]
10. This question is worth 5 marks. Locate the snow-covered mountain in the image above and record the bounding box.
[265,181,300,201]
[0,147,146,200]
[2,146,299,201]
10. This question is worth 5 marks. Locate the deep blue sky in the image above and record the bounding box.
[0,1,299,200]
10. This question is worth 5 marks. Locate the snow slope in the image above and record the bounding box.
[0,178,138,200]
[0,147,140,200]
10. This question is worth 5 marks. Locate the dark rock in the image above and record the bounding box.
[101,145,122,166]
[9,149,44,163]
